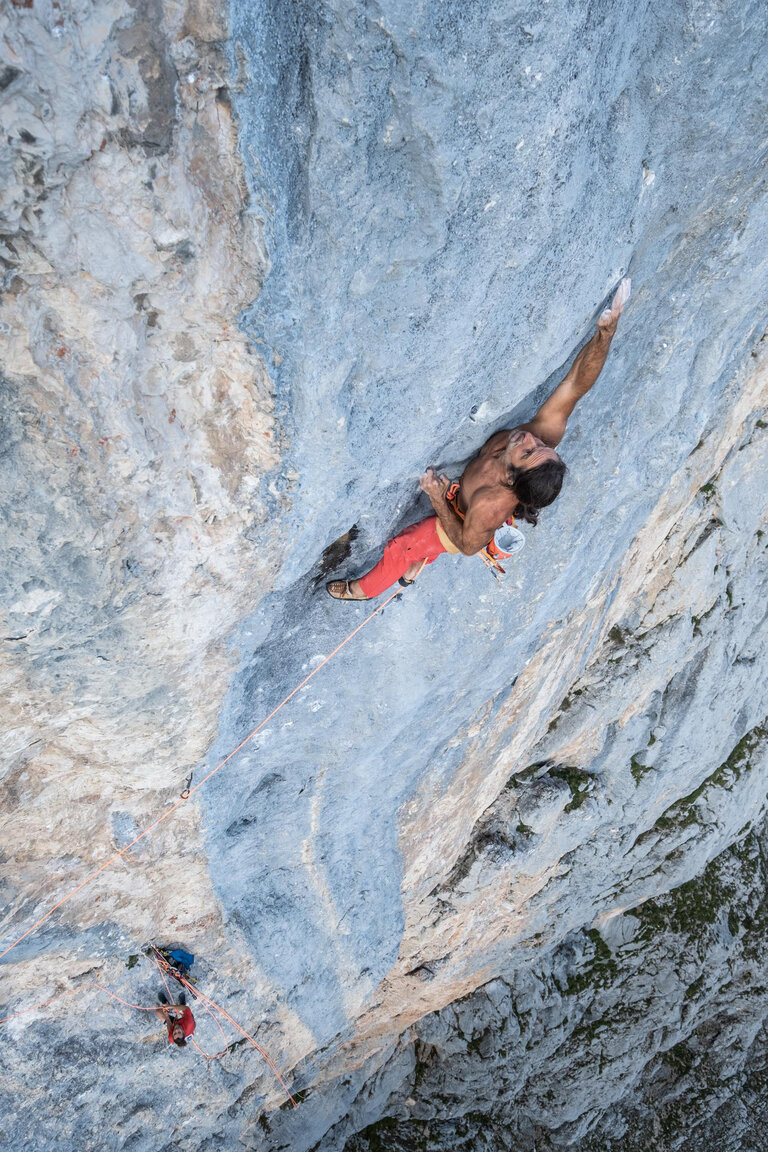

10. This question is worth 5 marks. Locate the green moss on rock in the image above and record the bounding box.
[566,928,618,995]
[652,720,767,833]
[549,765,593,812]
[630,755,654,786]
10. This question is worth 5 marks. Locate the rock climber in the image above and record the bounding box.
[327,279,630,600]
[156,990,196,1048]
[152,944,197,1047]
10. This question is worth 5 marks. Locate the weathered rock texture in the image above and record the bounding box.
[1,0,768,1150]
[343,819,768,1152]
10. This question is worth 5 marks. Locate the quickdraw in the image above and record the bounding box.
[180,771,193,800]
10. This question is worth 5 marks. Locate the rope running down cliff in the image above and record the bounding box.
[150,946,297,1104]
[0,571,424,964]
[0,957,297,1108]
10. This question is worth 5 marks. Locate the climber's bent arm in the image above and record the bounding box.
[420,469,506,555]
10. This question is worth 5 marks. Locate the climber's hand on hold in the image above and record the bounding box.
[597,276,631,336]
[419,467,450,501]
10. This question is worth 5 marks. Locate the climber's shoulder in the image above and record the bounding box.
[476,428,514,456]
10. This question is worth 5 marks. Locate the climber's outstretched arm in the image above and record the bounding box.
[520,278,631,448]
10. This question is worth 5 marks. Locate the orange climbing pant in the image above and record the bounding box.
[358,516,457,598]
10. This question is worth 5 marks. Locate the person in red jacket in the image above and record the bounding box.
[156,991,195,1048]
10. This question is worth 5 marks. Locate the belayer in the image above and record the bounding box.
[153,945,197,1048]
[328,279,630,600]
[156,990,196,1048]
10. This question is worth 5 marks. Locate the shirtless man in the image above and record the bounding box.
[328,279,630,600]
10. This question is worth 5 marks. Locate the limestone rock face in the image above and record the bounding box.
[1,1,768,1150]
[342,820,768,1152]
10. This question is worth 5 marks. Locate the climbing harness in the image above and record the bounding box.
[445,482,524,576]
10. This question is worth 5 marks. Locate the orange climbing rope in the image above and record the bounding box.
[189,995,229,1052]
[154,952,174,1001]
[174,970,298,1107]
[0,578,415,964]
[0,957,297,1108]
[0,981,158,1026]
[150,947,295,1105]
[151,948,243,1064]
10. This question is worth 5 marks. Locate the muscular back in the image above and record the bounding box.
[457,429,517,516]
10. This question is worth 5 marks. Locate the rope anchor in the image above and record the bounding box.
[180,771,193,800]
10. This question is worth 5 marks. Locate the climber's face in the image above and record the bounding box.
[505,429,559,472]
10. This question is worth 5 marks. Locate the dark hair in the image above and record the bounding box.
[173,1032,187,1048]
[506,457,566,526]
